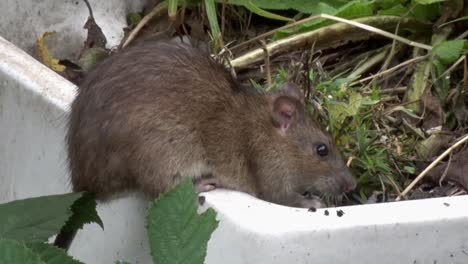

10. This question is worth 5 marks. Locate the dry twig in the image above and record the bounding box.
[122,1,168,48]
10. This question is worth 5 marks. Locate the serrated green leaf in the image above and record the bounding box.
[60,192,103,233]
[432,40,466,65]
[328,91,363,129]
[0,239,45,264]
[146,177,219,264]
[26,242,84,264]
[0,193,83,242]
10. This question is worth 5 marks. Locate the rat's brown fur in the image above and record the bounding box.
[67,38,355,208]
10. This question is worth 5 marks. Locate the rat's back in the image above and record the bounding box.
[67,39,240,198]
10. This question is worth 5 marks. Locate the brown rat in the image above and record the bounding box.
[67,38,356,208]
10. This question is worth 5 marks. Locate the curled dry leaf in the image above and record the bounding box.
[82,16,107,50]
[36,32,66,72]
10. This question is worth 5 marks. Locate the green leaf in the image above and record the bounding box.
[168,0,179,19]
[334,1,374,18]
[77,47,109,73]
[60,192,103,233]
[146,177,219,264]
[409,0,441,21]
[243,1,294,22]
[222,0,347,14]
[403,166,416,174]
[378,4,409,16]
[0,193,83,242]
[0,239,45,264]
[432,40,466,65]
[26,242,84,264]
[328,91,363,129]
[115,261,132,264]
[407,60,431,113]
[376,0,404,9]
[413,0,444,4]
[126,12,142,26]
[204,0,222,50]
[277,1,374,37]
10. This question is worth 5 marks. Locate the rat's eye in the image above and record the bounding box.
[316,144,328,157]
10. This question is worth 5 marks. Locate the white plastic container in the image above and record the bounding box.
[1,1,467,264]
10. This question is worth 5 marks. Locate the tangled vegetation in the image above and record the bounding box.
[37,0,468,205]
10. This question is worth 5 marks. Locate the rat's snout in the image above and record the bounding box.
[343,177,357,192]
[339,169,357,193]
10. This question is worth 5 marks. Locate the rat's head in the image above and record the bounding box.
[267,82,356,200]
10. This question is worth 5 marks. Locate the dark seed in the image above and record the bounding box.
[324,210,329,216]
[337,210,344,217]
[308,207,317,212]
[198,196,206,205]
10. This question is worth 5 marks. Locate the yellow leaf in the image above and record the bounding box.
[36,32,65,72]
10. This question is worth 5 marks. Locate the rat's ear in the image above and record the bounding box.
[276,82,304,104]
[271,96,297,133]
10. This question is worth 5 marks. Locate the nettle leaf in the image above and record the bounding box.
[146,177,219,264]
[0,193,83,242]
[61,192,103,234]
[26,242,84,264]
[328,91,363,129]
[432,40,466,66]
[0,239,45,264]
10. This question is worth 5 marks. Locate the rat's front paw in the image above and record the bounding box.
[297,197,326,209]
[194,177,219,193]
